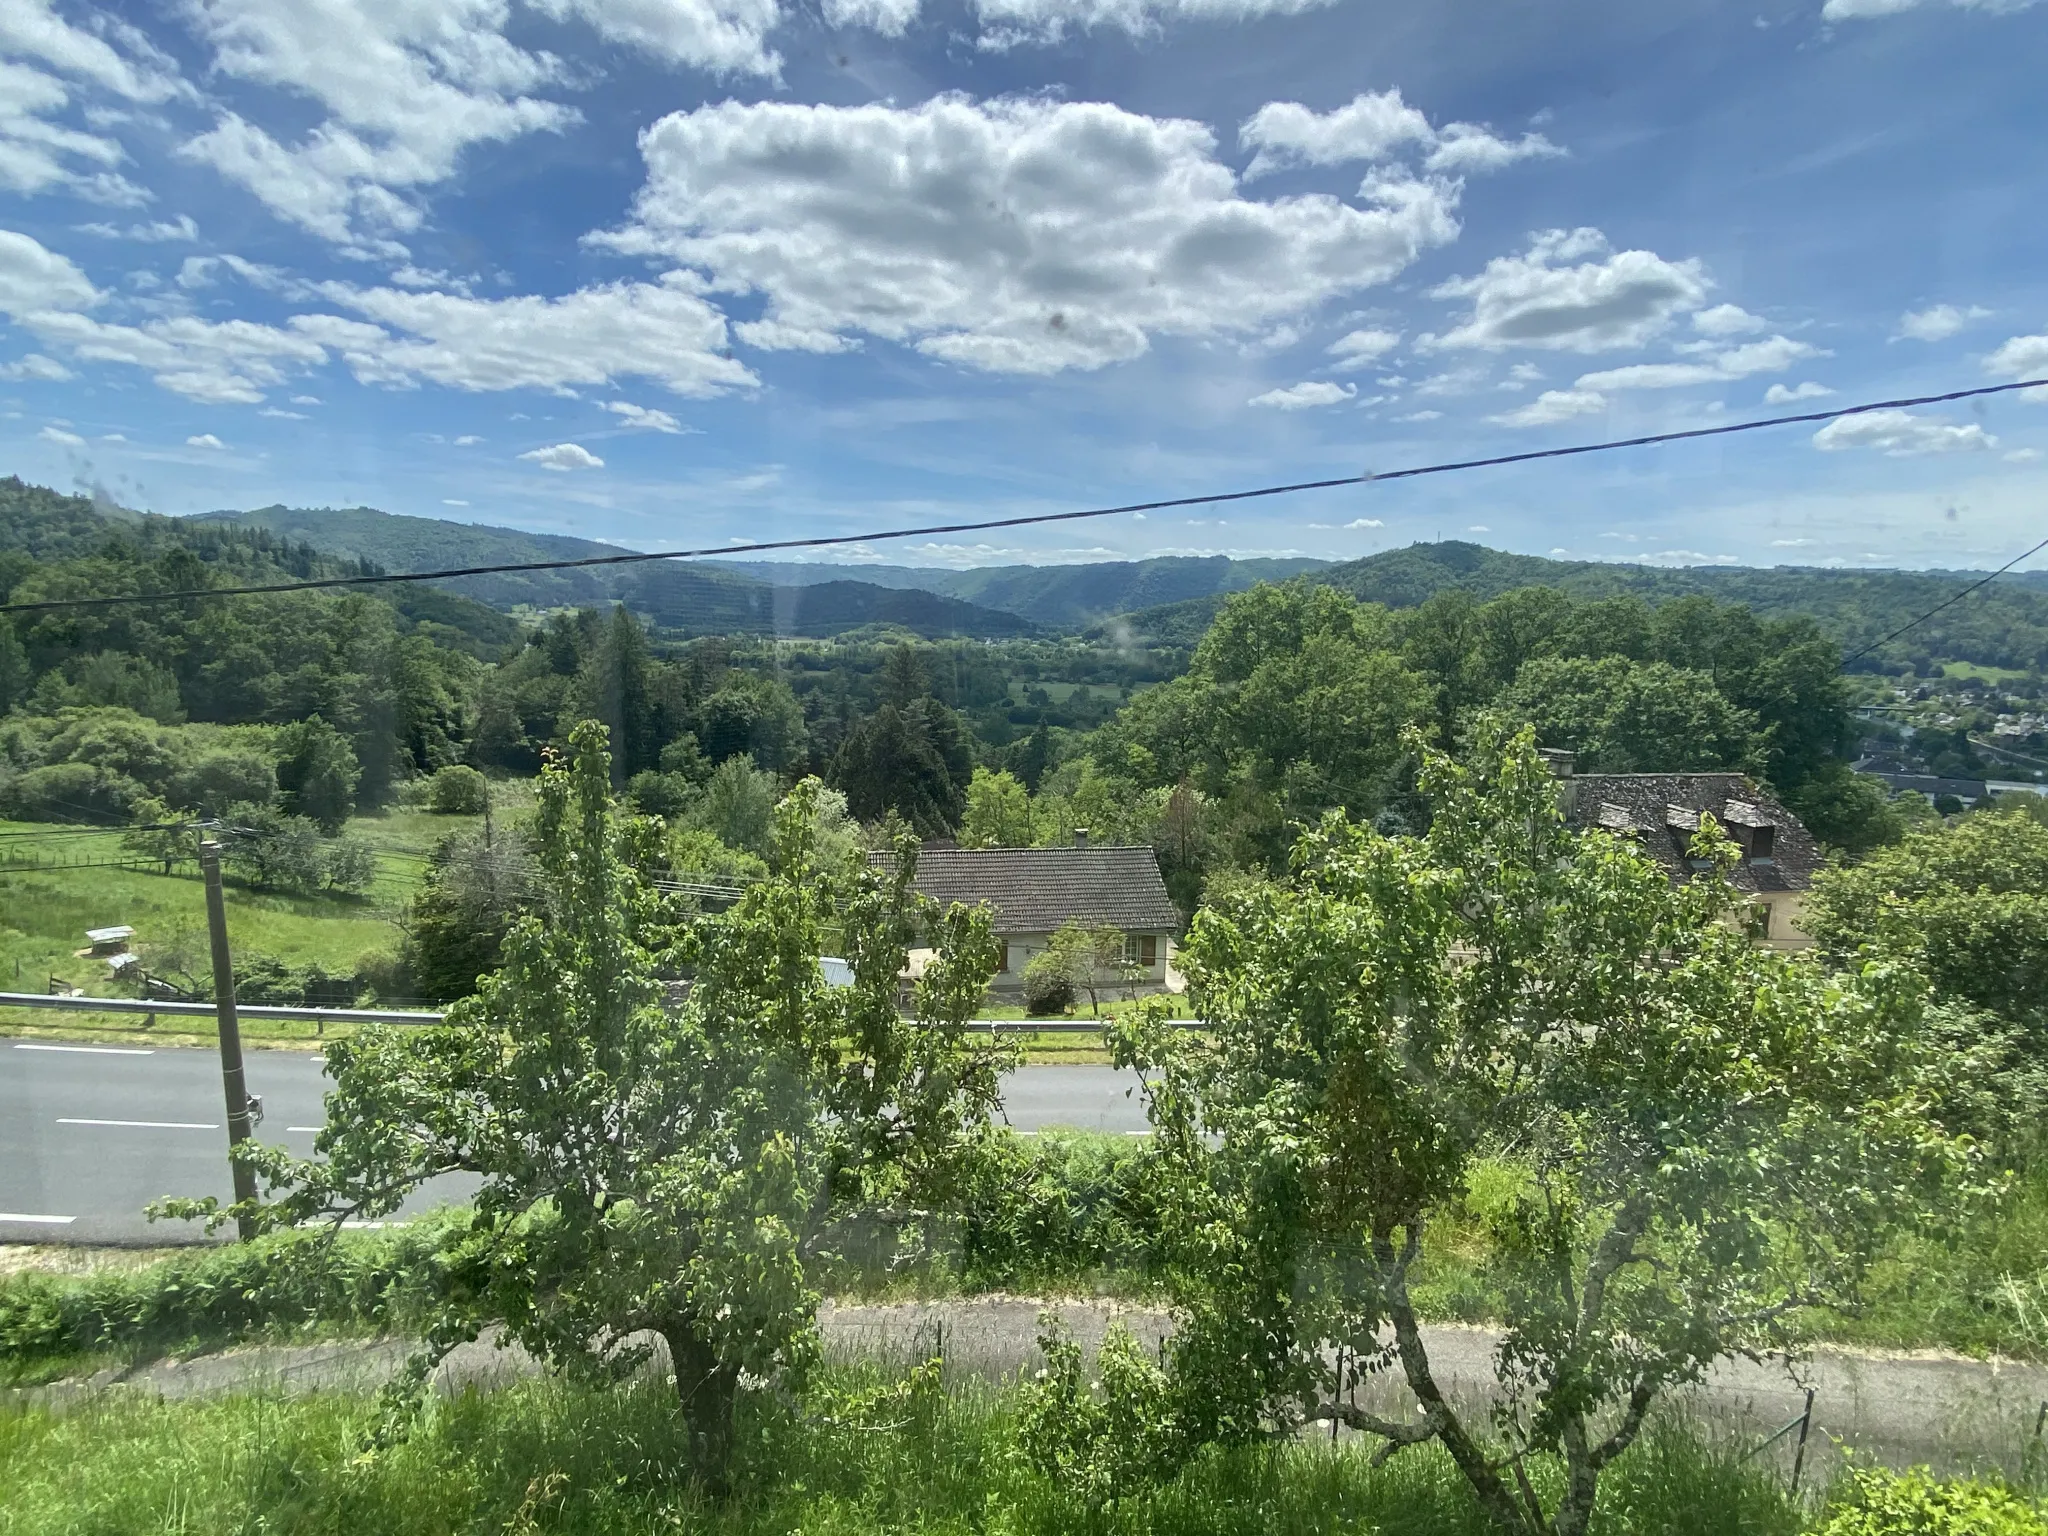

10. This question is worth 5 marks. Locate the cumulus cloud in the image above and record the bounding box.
[1574,335,1823,392]
[1764,381,1834,404]
[28,308,329,403]
[1823,0,2039,21]
[970,0,1336,45]
[1239,91,1559,179]
[1986,328,2048,382]
[1691,303,1766,337]
[186,432,227,449]
[1345,517,1382,528]
[604,399,684,431]
[597,96,1462,377]
[0,1,185,103]
[0,226,101,316]
[1327,326,1399,370]
[529,0,785,76]
[1250,379,1355,409]
[37,424,82,445]
[1812,408,1997,455]
[1428,228,1710,353]
[519,441,604,470]
[1895,303,1991,341]
[0,351,69,380]
[1491,387,1606,427]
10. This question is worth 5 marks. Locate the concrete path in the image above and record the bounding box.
[0,1043,1148,1242]
[11,1298,2045,1477]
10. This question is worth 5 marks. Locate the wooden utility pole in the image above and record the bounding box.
[198,839,259,1240]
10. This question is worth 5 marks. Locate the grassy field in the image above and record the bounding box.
[0,1370,1815,1536]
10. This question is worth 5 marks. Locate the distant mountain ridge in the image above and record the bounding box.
[194,505,1040,640]
[1107,541,2048,671]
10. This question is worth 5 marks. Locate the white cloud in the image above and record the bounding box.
[1691,303,1765,337]
[454,432,482,444]
[1239,91,1559,179]
[0,351,68,380]
[1771,537,1816,546]
[822,0,922,32]
[75,215,198,242]
[1895,303,1991,341]
[1466,523,1489,532]
[0,1,184,103]
[0,226,101,316]
[27,308,329,403]
[315,274,755,396]
[177,0,577,248]
[1344,517,1383,528]
[186,432,227,449]
[2006,448,2042,463]
[970,0,1336,45]
[519,441,604,471]
[1765,381,1834,403]
[1491,387,1605,427]
[1397,408,1442,421]
[290,394,320,404]
[1986,328,2048,382]
[258,406,305,418]
[37,424,82,445]
[1823,0,2040,21]
[1327,326,1400,370]
[1249,379,1355,409]
[604,399,683,432]
[1812,408,1997,455]
[529,0,785,76]
[1574,335,1822,392]
[0,59,137,203]
[443,496,470,504]
[598,96,1461,376]
[1429,227,1710,353]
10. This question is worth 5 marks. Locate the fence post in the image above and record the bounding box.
[1789,1387,1816,1492]
[199,839,259,1240]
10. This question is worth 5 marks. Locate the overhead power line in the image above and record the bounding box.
[1842,532,2048,665]
[3,376,2045,619]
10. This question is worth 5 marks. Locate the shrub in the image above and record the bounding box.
[1817,1462,2048,1536]
[1021,950,1075,1016]
[427,763,490,815]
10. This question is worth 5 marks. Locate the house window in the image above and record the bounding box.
[1125,934,1157,969]
[1748,825,1775,863]
[1746,903,1773,940]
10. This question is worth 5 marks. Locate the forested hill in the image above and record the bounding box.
[204,504,1037,639]
[1105,541,2048,672]
[714,554,1329,630]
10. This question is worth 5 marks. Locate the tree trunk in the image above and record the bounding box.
[663,1322,741,1494]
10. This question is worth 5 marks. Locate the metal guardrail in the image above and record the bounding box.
[0,991,444,1026]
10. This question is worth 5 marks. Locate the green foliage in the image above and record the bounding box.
[952,1131,1155,1289]
[1806,808,2048,1040]
[426,763,490,814]
[1493,654,1762,773]
[961,766,1037,847]
[1081,725,1980,1536]
[1817,1462,2048,1536]
[276,715,361,832]
[688,754,781,859]
[1021,950,1076,1016]
[1018,1320,1181,1507]
[175,721,1010,1489]
[0,1215,463,1377]
[401,825,534,1003]
[831,697,974,835]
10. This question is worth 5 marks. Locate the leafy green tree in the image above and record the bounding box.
[168,749,276,816]
[176,722,1009,1490]
[122,795,192,875]
[1034,920,1133,1017]
[402,825,534,1003]
[275,716,361,833]
[321,835,378,895]
[1072,727,1976,1536]
[831,699,973,836]
[689,755,781,859]
[1495,654,1761,773]
[1805,807,2048,1038]
[696,672,807,773]
[0,618,26,713]
[221,802,327,892]
[426,763,489,815]
[960,767,1037,848]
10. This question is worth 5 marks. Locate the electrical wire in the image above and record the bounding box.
[1841,533,2048,665]
[4,375,2044,618]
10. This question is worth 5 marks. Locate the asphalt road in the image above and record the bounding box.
[0,1042,1149,1243]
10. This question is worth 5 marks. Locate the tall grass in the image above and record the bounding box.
[0,1367,1804,1536]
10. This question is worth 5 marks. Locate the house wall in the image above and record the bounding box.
[992,930,1179,992]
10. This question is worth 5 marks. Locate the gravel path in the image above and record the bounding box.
[12,1297,2046,1478]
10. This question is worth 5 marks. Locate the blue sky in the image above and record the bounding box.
[1,0,2045,572]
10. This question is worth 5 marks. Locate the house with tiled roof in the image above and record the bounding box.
[1543,752,1822,950]
[896,836,1185,992]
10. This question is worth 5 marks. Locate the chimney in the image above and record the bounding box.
[1537,748,1577,818]
[1073,827,1089,848]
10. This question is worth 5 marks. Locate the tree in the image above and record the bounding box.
[426,764,489,815]
[1495,655,1760,774]
[321,834,378,895]
[275,716,361,833]
[690,755,781,859]
[1804,806,2048,1039]
[401,825,534,1002]
[221,802,327,892]
[831,700,972,836]
[960,767,1036,848]
[1062,727,1976,1536]
[171,721,1010,1490]
[1034,921,1131,1017]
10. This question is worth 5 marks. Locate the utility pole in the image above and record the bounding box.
[198,839,259,1240]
